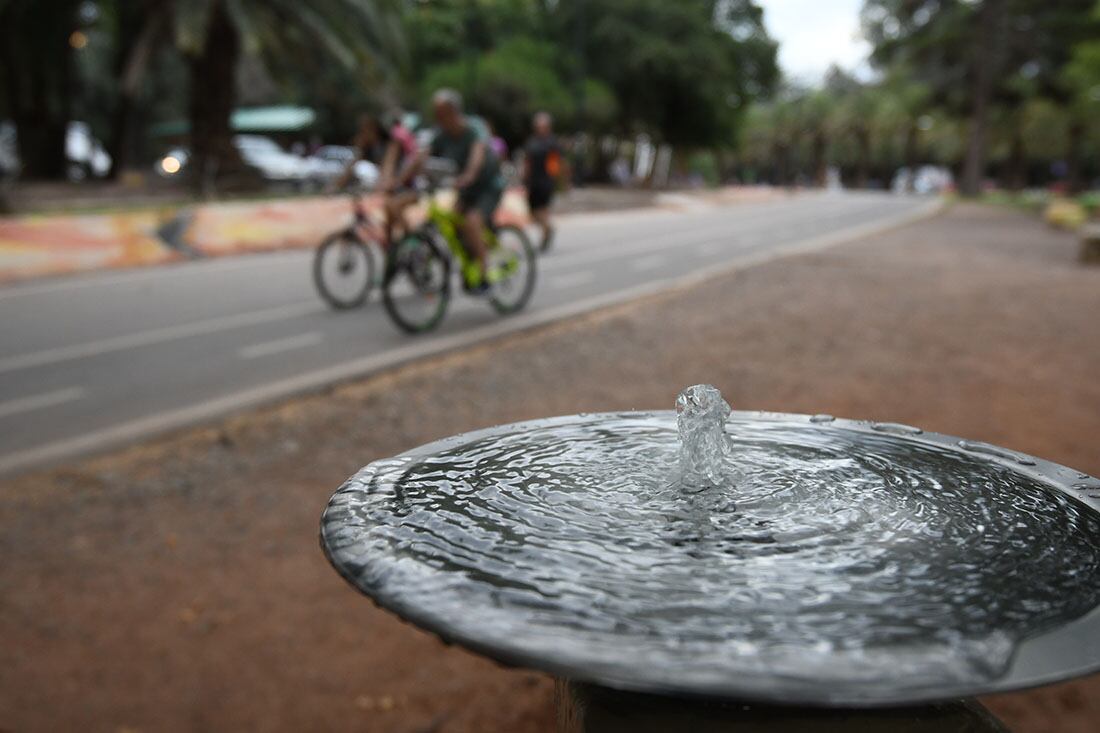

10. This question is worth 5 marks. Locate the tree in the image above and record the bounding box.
[1062,2,1100,192]
[100,1,174,178]
[552,0,778,145]
[0,0,83,179]
[419,38,616,146]
[864,0,1100,196]
[172,0,401,193]
[824,71,879,188]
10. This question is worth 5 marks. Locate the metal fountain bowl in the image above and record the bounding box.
[320,410,1100,707]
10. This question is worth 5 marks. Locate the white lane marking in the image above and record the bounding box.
[0,301,318,374]
[550,271,596,290]
[237,332,323,360]
[632,254,665,271]
[0,387,85,419]
[0,250,308,302]
[0,198,942,477]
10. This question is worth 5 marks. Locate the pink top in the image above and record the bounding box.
[390,124,418,160]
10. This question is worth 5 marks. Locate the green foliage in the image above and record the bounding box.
[862,0,1100,192]
[419,38,615,144]
[555,0,777,145]
[687,150,720,186]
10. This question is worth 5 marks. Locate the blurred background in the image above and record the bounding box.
[3,2,1100,733]
[1,0,1098,208]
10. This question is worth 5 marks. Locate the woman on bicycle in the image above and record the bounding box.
[333,112,418,246]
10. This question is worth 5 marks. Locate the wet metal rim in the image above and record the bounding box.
[319,411,1100,707]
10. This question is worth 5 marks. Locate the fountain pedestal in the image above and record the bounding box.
[555,681,1007,733]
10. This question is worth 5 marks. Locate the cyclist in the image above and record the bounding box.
[332,112,418,246]
[399,89,504,293]
[522,111,563,251]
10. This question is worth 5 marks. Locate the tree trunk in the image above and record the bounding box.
[771,141,787,186]
[855,127,871,189]
[108,3,169,179]
[0,0,80,180]
[812,130,827,187]
[188,0,242,196]
[1006,125,1026,192]
[960,0,1003,197]
[903,122,919,193]
[1065,120,1084,195]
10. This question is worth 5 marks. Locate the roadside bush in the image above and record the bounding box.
[1044,198,1088,230]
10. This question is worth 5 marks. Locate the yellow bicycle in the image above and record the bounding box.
[382,167,537,334]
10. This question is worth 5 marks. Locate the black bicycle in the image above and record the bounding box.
[312,195,386,310]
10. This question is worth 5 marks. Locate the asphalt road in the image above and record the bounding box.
[0,191,936,475]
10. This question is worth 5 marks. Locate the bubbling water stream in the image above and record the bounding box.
[326,387,1100,697]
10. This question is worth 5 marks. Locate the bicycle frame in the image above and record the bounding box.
[418,192,500,287]
[349,194,389,246]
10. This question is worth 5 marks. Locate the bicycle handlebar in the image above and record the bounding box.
[419,157,459,193]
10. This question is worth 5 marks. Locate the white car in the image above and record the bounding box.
[156,136,315,187]
[154,138,380,190]
[892,166,953,195]
[66,122,111,180]
[234,135,310,184]
[308,145,379,188]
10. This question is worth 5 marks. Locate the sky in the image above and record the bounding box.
[756,0,873,84]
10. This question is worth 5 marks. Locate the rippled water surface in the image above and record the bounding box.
[323,413,1100,699]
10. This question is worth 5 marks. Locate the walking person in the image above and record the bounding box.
[522,111,563,252]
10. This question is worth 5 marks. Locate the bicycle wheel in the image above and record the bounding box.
[313,230,376,310]
[382,231,452,334]
[487,225,537,315]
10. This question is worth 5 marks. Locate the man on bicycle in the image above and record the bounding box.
[399,89,503,293]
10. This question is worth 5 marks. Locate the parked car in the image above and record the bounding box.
[156,135,322,189]
[154,137,381,190]
[892,165,953,195]
[66,122,112,180]
[155,147,189,178]
[297,146,348,190]
[234,134,309,185]
[305,145,379,188]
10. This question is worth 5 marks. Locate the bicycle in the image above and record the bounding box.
[382,161,538,334]
[312,194,387,310]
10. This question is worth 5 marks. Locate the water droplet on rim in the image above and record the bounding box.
[957,440,1036,466]
[871,422,924,436]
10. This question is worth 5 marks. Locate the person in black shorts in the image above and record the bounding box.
[400,89,504,292]
[522,111,563,252]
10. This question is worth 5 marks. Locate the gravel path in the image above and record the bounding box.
[2,202,1098,732]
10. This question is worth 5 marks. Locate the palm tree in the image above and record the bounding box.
[172,0,401,194]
